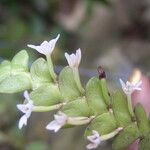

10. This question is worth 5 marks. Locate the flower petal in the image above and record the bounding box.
[28,44,46,55]
[17,104,28,113]
[87,130,101,149]
[46,120,61,132]
[18,115,27,129]
[27,44,38,50]
[64,49,82,68]
[27,34,60,55]
[76,48,81,66]
[48,34,60,53]
[65,52,72,67]
[41,40,49,46]
[120,79,143,95]
[86,143,98,150]
[119,79,126,89]
[54,112,67,125]
[24,91,30,102]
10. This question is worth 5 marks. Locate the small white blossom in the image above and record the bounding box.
[27,34,60,55]
[86,130,101,149]
[119,78,142,95]
[17,91,34,129]
[65,48,81,68]
[46,112,67,132]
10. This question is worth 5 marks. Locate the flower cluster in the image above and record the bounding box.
[14,34,144,150]
[17,34,81,130]
[27,34,81,69]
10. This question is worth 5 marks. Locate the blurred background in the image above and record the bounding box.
[0,0,150,149]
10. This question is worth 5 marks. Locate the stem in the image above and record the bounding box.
[101,127,123,141]
[67,116,95,125]
[73,68,85,94]
[127,95,135,118]
[46,55,57,82]
[33,103,66,112]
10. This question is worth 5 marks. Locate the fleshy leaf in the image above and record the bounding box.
[85,112,117,136]
[112,90,132,127]
[30,58,52,89]
[0,51,31,93]
[100,78,111,106]
[86,77,107,115]
[134,103,149,135]
[30,84,61,106]
[61,97,90,117]
[112,123,140,150]
[0,73,31,93]
[0,60,11,82]
[139,133,150,150]
[11,50,29,72]
[59,66,81,101]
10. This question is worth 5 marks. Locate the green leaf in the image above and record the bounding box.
[100,78,111,106]
[86,77,107,115]
[0,73,31,93]
[0,60,11,82]
[139,133,150,150]
[112,90,132,127]
[134,103,149,135]
[30,58,52,89]
[85,112,117,136]
[11,50,29,72]
[30,84,61,106]
[0,51,31,93]
[61,97,90,117]
[112,123,140,150]
[59,66,81,101]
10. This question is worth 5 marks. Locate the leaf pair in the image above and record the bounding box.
[86,77,107,115]
[85,112,117,136]
[30,58,53,89]
[59,69,111,117]
[0,50,31,93]
[59,66,91,117]
[0,50,61,107]
[112,94,150,150]
[29,58,61,106]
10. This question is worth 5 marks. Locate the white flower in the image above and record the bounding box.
[46,112,67,132]
[27,34,60,55]
[86,130,101,149]
[65,48,81,68]
[17,91,34,129]
[119,79,142,95]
